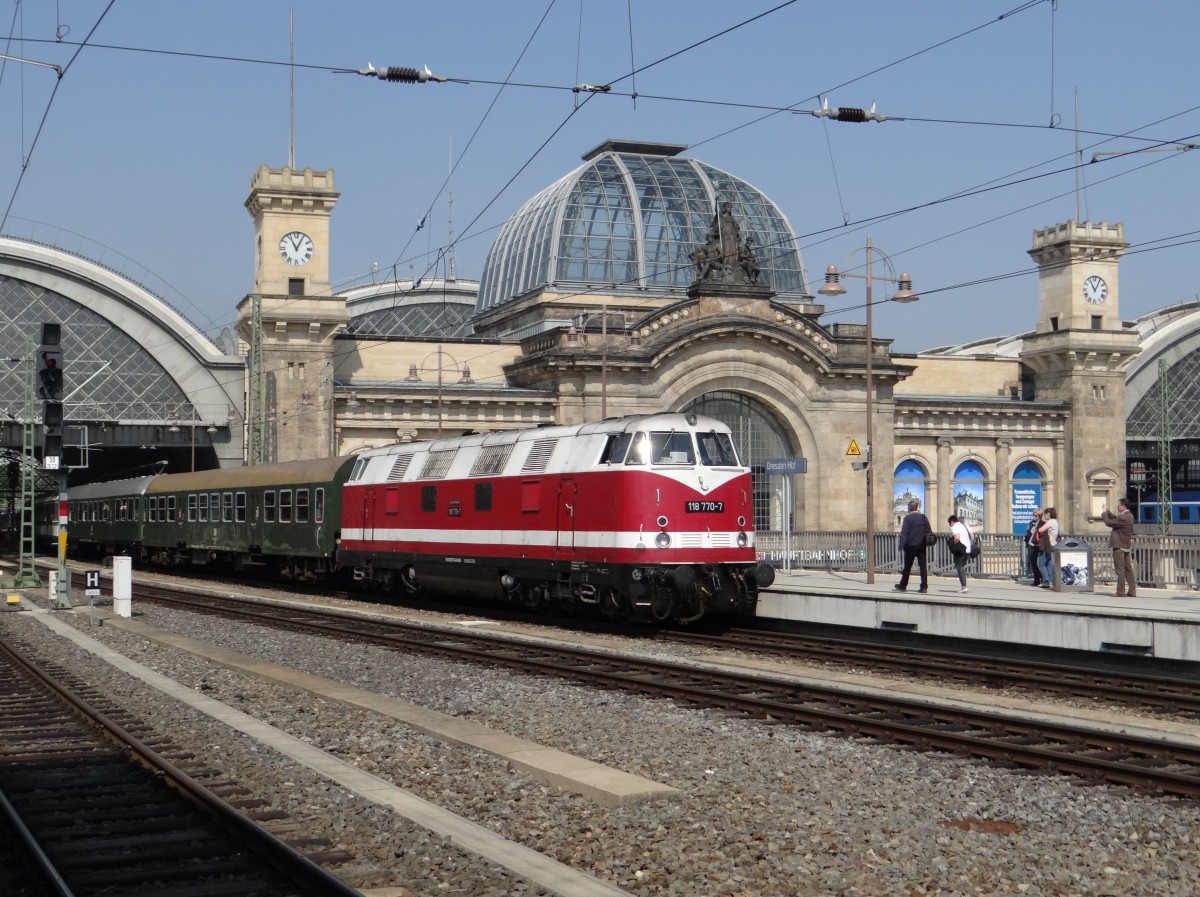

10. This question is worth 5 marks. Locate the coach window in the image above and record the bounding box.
[167,495,176,522]
[314,488,325,524]
[264,491,276,523]
[296,489,310,523]
[421,485,437,512]
[475,482,493,511]
[198,493,209,523]
[210,494,220,519]
[235,492,246,523]
[148,497,156,523]
[279,489,293,523]
[188,494,198,522]
[222,492,233,522]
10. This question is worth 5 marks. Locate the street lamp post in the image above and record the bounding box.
[818,237,919,584]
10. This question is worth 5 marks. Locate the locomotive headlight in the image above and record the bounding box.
[736,531,749,548]
[655,531,671,549]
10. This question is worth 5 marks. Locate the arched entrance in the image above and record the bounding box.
[681,391,793,534]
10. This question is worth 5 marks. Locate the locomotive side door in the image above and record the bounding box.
[556,478,577,553]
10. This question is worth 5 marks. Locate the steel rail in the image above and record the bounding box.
[136,586,1200,799]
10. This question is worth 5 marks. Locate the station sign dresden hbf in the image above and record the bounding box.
[763,457,807,475]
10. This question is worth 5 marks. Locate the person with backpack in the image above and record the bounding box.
[1024,508,1043,586]
[894,499,933,593]
[947,514,972,593]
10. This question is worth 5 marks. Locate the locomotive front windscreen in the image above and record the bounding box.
[696,431,739,467]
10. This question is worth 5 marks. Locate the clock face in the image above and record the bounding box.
[1082,274,1108,305]
[279,231,314,266]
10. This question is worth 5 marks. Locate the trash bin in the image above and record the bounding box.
[1051,538,1093,592]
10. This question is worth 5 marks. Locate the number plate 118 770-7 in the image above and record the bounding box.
[685,500,724,512]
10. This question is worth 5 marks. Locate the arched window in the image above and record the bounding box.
[953,460,985,531]
[892,459,928,529]
[1010,460,1044,535]
[683,392,791,533]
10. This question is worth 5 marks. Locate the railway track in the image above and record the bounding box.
[0,630,364,897]
[664,627,1200,716]
[134,583,1200,800]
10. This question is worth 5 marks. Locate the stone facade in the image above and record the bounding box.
[238,155,1137,536]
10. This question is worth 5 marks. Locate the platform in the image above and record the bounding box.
[758,569,1200,662]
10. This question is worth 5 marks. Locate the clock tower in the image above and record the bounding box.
[236,165,344,462]
[1021,220,1140,532]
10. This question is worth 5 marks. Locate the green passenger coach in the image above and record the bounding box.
[140,456,356,579]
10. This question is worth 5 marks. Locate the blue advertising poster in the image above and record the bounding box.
[1011,484,1042,534]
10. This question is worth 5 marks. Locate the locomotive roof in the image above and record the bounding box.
[358,412,725,459]
[145,456,357,493]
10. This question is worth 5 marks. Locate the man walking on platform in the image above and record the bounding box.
[894,500,933,593]
[1101,498,1137,597]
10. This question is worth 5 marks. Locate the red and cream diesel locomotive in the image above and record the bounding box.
[339,412,774,623]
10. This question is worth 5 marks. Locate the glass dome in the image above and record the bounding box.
[476,140,810,314]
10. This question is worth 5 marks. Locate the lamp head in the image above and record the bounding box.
[817,264,847,297]
[891,273,919,303]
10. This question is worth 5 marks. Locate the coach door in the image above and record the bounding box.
[556,478,577,553]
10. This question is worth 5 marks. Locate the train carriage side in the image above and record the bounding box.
[67,475,158,558]
[340,413,772,622]
[143,457,355,578]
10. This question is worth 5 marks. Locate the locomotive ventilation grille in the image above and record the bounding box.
[387,455,414,482]
[521,438,558,473]
[679,532,735,548]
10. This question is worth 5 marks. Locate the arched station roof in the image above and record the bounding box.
[1125,301,1200,440]
[476,139,811,314]
[340,276,478,339]
[0,235,244,450]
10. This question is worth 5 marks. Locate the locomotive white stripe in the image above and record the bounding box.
[341,527,753,550]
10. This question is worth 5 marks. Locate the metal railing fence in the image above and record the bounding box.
[755,530,1200,589]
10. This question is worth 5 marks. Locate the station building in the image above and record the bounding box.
[4,139,1200,541]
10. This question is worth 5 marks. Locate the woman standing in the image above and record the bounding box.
[947,514,972,593]
[1036,507,1060,588]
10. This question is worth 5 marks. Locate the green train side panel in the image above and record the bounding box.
[143,457,356,560]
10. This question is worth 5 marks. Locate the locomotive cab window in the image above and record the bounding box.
[624,432,648,465]
[296,489,309,523]
[600,432,632,464]
[475,482,493,511]
[696,431,739,467]
[279,490,293,523]
[421,485,437,512]
[650,431,696,465]
[264,491,276,523]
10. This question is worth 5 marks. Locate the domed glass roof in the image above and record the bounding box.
[476,140,810,314]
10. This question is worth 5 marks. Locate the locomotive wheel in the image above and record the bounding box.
[649,588,674,622]
[598,587,623,618]
[521,584,546,611]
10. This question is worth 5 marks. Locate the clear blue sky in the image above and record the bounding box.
[2,1,1197,353]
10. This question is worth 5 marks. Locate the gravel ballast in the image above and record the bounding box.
[4,596,1199,897]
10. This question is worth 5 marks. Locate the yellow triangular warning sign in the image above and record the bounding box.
[846,439,861,456]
